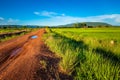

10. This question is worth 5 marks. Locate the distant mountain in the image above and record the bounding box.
[0,22,113,28]
[56,22,112,27]
[83,22,112,26]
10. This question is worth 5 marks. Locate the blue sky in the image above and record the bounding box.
[0,0,120,25]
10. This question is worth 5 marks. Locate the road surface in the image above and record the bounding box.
[0,29,71,80]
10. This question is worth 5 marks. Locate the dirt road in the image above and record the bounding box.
[0,29,71,80]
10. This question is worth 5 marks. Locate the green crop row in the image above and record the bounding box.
[44,28,120,80]
[52,28,120,56]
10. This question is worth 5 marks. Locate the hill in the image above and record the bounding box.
[0,22,113,28]
[84,22,112,26]
[56,22,112,27]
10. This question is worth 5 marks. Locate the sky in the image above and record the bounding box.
[0,0,120,26]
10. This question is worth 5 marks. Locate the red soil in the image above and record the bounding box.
[0,29,72,80]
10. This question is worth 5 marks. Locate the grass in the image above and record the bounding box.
[44,32,85,75]
[44,28,120,80]
[52,28,120,56]
[40,60,47,69]
[0,28,26,34]
[0,32,27,42]
[0,28,37,42]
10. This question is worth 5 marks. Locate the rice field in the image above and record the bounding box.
[44,28,120,80]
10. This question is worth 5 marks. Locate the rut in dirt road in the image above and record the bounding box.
[0,29,72,80]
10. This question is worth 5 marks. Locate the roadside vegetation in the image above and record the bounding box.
[0,27,38,42]
[44,27,120,80]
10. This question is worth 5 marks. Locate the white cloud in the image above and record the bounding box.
[61,14,65,16]
[113,14,120,23]
[34,11,65,17]
[0,18,19,25]
[34,11,57,17]
[7,18,19,25]
[8,18,19,23]
[34,12,40,15]
[27,13,120,26]
[0,17,4,21]
[41,11,57,17]
[116,18,120,23]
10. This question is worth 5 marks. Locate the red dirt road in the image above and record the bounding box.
[0,29,71,80]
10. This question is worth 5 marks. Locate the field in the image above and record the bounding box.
[0,28,34,42]
[44,28,120,79]
[0,28,120,80]
[52,28,120,55]
[0,28,23,34]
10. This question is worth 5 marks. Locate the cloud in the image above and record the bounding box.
[116,18,120,23]
[40,11,57,17]
[53,14,120,25]
[34,12,40,15]
[27,13,120,26]
[112,14,120,23]
[0,17,19,25]
[7,18,19,25]
[61,14,65,16]
[34,11,57,17]
[8,18,19,23]
[0,17,4,21]
[34,11,65,17]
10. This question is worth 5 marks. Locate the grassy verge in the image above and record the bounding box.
[44,32,86,75]
[43,28,120,80]
[0,28,39,42]
[0,32,28,42]
[53,28,120,57]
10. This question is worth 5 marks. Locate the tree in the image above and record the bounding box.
[73,23,87,28]
[22,25,27,28]
[73,23,79,28]
[36,26,40,28]
[88,26,93,28]
[45,26,52,32]
[80,23,87,28]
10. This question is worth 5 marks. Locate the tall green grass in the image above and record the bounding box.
[44,33,86,75]
[52,28,120,56]
[75,48,120,80]
[44,28,120,79]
